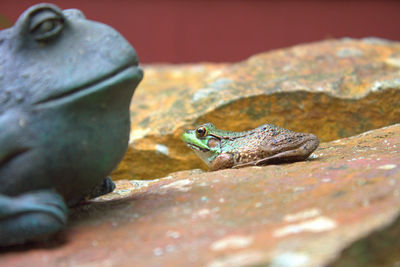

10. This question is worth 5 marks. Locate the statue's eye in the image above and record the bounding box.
[196,126,207,138]
[29,9,64,42]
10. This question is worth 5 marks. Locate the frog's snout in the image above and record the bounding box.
[181,131,189,141]
[182,129,194,137]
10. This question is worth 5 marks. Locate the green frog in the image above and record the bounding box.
[182,123,319,171]
[0,4,142,246]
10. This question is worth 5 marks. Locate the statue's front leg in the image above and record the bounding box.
[0,190,68,246]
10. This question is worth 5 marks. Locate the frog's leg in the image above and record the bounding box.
[85,176,116,200]
[0,190,68,246]
[210,153,234,171]
[233,145,315,169]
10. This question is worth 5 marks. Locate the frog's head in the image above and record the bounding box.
[0,3,143,109]
[181,123,222,166]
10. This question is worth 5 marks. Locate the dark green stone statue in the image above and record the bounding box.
[0,3,143,246]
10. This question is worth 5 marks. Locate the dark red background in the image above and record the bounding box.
[1,0,399,63]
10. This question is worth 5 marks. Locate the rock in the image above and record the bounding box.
[329,213,400,267]
[113,38,400,180]
[1,124,400,266]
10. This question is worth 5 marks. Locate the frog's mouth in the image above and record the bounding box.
[185,143,209,153]
[34,63,143,106]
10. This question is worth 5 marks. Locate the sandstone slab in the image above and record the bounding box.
[1,124,400,266]
[115,38,400,180]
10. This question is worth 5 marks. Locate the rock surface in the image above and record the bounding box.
[1,124,399,267]
[113,38,400,180]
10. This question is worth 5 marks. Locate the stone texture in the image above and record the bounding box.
[1,124,400,267]
[112,38,400,180]
[329,213,400,267]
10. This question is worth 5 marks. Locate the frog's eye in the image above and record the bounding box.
[29,9,64,42]
[196,126,207,138]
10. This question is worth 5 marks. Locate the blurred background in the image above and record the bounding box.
[1,0,399,63]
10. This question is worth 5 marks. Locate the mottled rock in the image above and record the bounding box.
[114,38,400,180]
[1,124,400,266]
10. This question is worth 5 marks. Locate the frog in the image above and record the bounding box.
[0,3,143,246]
[182,123,319,171]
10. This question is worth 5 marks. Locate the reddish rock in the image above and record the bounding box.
[1,124,400,266]
[113,38,400,180]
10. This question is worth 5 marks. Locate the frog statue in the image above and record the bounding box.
[0,4,143,246]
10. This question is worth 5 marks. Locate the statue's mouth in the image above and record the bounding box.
[34,63,143,106]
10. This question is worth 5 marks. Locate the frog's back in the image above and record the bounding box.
[220,123,306,156]
[207,123,281,139]
[222,124,290,143]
